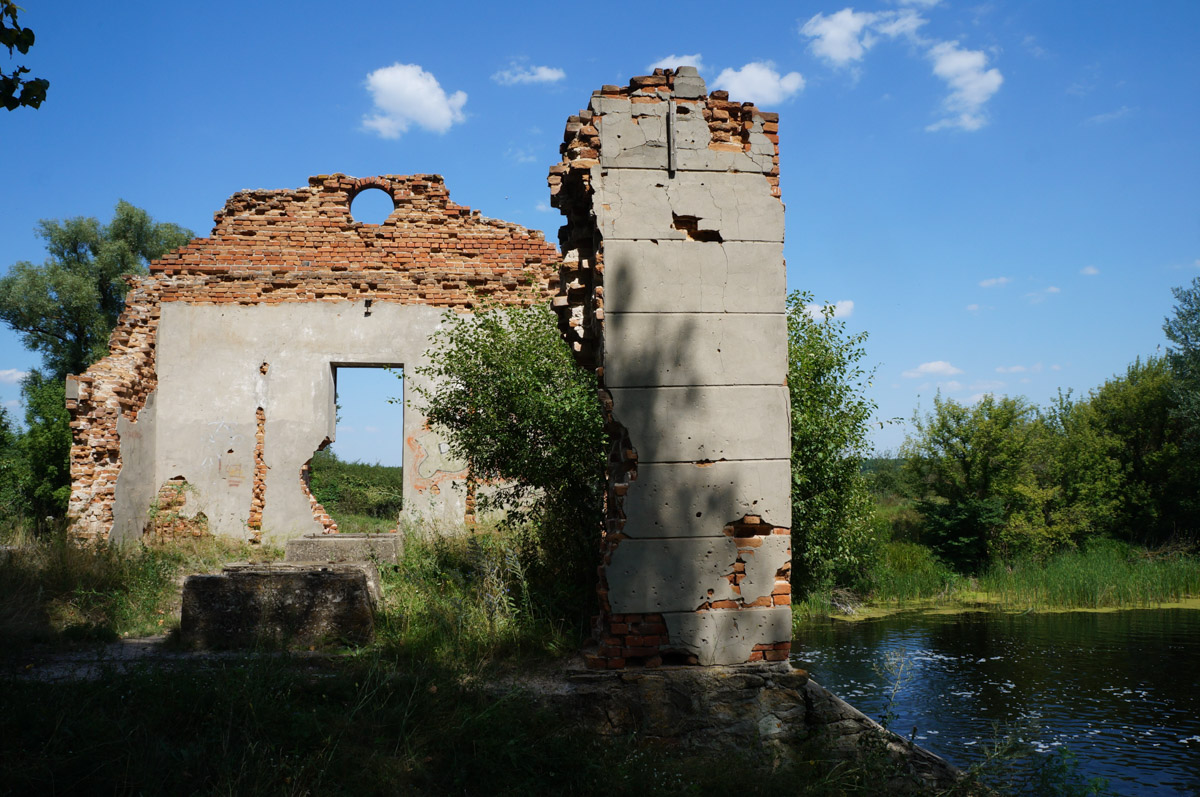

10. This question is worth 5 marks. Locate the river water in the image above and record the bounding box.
[793,609,1200,795]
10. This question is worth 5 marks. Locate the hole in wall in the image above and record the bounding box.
[349,187,395,225]
[307,364,405,534]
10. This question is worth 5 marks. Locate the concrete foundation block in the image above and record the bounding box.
[664,607,792,666]
[603,240,785,315]
[285,532,402,565]
[179,562,376,649]
[609,385,790,463]
[603,312,785,388]
[593,170,784,243]
[621,460,791,536]
[607,537,740,613]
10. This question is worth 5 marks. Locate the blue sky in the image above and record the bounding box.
[3,0,1198,460]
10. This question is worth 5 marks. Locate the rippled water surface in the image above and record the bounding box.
[793,609,1200,795]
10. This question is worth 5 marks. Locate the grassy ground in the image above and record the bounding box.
[0,524,960,797]
[0,526,280,647]
[0,523,1117,795]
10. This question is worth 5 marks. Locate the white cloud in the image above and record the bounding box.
[801,9,882,66]
[940,380,964,391]
[925,41,1003,132]
[1080,265,1099,276]
[535,201,553,213]
[966,303,980,312]
[902,360,964,378]
[491,63,566,86]
[3,399,18,410]
[801,6,1001,132]
[505,146,537,164]
[800,8,927,68]
[967,392,995,404]
[713,61,804,104]
[979,276,1010,288]
[971,379,1006,391]
[1050,364,1062,371]
[1026,286,1060,303]
[0,368,27,384]
[1022,34,1048,59]
[873,8,927,39]
[648,53,705,73]
[995,365,1026,374]
[362,63,467,139]
[1085,106,1132,125]
[804,299,855,320]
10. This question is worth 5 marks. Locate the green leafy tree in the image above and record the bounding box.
[1,0,48,110]
[0,201,194,380]
[0,202,193,525]
[903,394,1052,569]
[1164,278,1200,450]
[17,370,70,518]
[787,291,880,594]
[414,301,606,607]
[0,403,24,524]
[1086,356,1191,544]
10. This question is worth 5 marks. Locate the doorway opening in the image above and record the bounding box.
[308,364,405,534]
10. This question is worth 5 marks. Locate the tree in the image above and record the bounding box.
[18,370,70,518]
[1086,356,1191,544]
[903,394,1049,569]
[1163,277,1200,526]
[0,403,23,520]
[0,202,193,526]
[414,300,606,606]
[0,201,194,380]
[1164,278,1200,443]
[787,291,880,593]
[1,0,48,110]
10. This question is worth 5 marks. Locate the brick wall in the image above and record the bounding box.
[68,174,560,542]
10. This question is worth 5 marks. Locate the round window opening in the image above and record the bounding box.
[350,187,395,225]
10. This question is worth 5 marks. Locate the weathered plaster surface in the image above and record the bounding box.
[67,174,559,543]
[152,302,453,542]
[551,68,792,668]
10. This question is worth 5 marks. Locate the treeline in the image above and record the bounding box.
[808,277,1200,594]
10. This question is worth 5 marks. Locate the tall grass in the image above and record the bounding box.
[0,528,277,645]
[869,541,965,604]
[309,448,403,531]
[980,539,1200,610]
[374,525,575,669]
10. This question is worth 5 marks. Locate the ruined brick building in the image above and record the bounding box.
[68,67,792,668]
[67,174,559,543]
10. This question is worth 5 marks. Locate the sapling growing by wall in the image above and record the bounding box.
[412,300,606,611]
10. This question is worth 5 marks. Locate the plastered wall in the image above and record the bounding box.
[67,174,559,543]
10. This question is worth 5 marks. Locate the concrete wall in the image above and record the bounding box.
[552,69,792,668]
[134,302,462,543]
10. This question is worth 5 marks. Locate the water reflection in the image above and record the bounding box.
[794,610,1200,796]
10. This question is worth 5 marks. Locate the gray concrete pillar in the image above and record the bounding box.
[551,69,792,667]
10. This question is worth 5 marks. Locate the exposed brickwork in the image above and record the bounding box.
[551,71,789,669]
[247,406,267,543]
[300,448,339,535]
[146,479,209,541]
[68,174,560,542]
